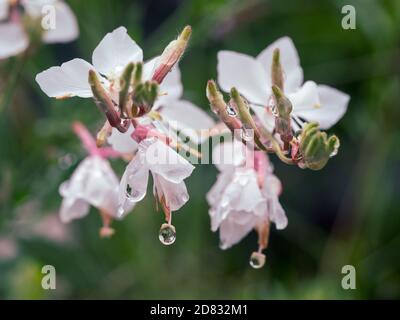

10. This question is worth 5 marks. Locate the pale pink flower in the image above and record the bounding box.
[118,137,194,217]
[217,37,350,131]
[207,141,287,250]
[0,0,78,59]
[59,122,133,237]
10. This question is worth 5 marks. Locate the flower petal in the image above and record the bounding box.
[217,50,269,106]
[42,1,79,43]
[107,124,138,154]
[159,99,215,144]
[59,156,120,221]
[153,174,189,212]
[219,211,257,250]
[256,36,303,93]
[206,169,234,207]
[143,139,194,183]
[288,81,320,112]
[35,58,94,98]
[212,140,247,171]
[294,85,349,129]
[59,196,90,223]
[92,26,143,78]
[0,1,9,20]
[0,23,29,59]
[119,153,149,205]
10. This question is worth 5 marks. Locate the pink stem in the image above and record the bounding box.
[254,151,268,189]
[72,122,121,159]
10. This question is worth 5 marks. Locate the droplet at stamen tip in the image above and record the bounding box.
[158,223,176,246]
[249,251,266,269]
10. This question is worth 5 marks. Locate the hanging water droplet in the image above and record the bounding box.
[58,153,76,170]
[158,223,176,245]
[249,251,266,269]
[241,127,253,142]
[226,105,237,117]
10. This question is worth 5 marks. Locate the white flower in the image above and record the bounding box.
[207,141,287,249]
[118,137,194,216]
[36,26,140,98]
[59,155,128,223]
[0,0,78,59]
[217,37,350,131]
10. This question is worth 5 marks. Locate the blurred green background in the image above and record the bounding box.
[0,0,399,299]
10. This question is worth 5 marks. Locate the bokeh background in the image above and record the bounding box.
[0,0,399,299]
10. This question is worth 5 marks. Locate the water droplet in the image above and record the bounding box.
[249,251,266,269]
[158,223,176,245]
[58,153,76,170]
[241,127,253,141]
[125,184,139,202]
[226,105,237,117]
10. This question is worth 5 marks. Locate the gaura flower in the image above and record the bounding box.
[207,140,286,268]
[35,26,141,99]
[108,63,215,154]
[59,122,133,238]
[217,37,350,131]
[119,135,194,245]
[0,0,78,59]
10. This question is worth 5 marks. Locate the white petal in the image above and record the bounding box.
[0,23,29,59]
[269,199,287,230]
[263,174,287,229]
[43,2,79,43]
[251,104,276,132]
[22,0,58,17]
[142,139,194,183]
[107,124,138,154]
[156,63,183,103]
[217,50,269,106]
[119,154,149,205]
[206,169,233,207]
[153,174,189,212]
[288,81,320,112]
[219,211,257,250]
[295,85,349,129]
[212,140,247,171]
[59,156,120,221]
[92,26,143,78]
[256,36,303,93]
[35,58,94,98]
[142,56,158,81]
[0,0,9,21]
[59,196,90,223]
[228,168,266,215]
[158,100,215,144]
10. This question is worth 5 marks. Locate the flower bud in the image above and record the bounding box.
[152,26,192,84]
[206,80,242,131]
[119,62,134,115]
[272,85,292,117]
[299,122,340,170]
[88,70,128,132]
[271,48,284,90]
[131,80,159,116]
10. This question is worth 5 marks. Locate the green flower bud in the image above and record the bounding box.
[272,85,292,118]
[119,62,134,115]
[131,80,159,116]
[299,122,340,170]
[271,48,284,90]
